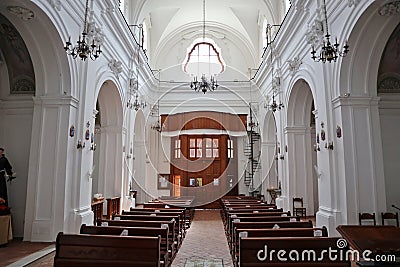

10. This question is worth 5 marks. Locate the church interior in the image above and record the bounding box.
[0,0,399,266]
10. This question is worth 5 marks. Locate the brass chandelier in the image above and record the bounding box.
[311,0,349,63]
[189,0,219,94]
[64,0,102,61]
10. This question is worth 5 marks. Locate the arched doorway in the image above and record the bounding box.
[92,81,123,208]
[0,13,35,238]
[286,79,319,216]
[337,2,400,224]
[377,23,400,214]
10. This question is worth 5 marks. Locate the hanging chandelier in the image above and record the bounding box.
[190,74,218,94]
[189,0,219,94]
[310,0,349,63]
[64,0,102,61]
[264,40,283,113]
[127,92,146,111]
[151,101,162,132]
[265,93,284,112]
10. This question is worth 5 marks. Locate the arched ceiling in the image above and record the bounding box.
[127,0,289,81]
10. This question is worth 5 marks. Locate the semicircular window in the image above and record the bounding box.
[183,39,225,77]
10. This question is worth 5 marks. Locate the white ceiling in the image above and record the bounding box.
[126,0,290,81]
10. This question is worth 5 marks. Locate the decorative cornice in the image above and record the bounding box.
[378,1,400,16]
[347,0,361,7]
[109,59,123,78]
[287,57,302,76]
[7,6,34,20]
[305,19,324,47]
[49,0,62,11]
[87,11,105,46]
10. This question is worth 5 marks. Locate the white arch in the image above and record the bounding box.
[93,80,124,208]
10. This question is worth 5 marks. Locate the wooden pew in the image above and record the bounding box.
[131,208,193,229]
[130,207,194,227]
[232,227,328,265]
[122,210,186,232]
[230,220,313,252]
[225,211,291,230]
[106,196,121,220]
[239,237,350,266]
[114,214,183,247]
[80,224,170,267]
[228,216,301,242]
[98,219,177,259]
[54,232,161,267]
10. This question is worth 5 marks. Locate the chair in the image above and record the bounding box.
[292,197,306,219]
[358,212,376,226]
[381,212,399,227]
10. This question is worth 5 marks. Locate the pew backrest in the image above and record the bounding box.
[54,232,160,267]
[239,237,350,266]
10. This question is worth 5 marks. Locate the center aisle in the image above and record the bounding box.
[172,210,233,267]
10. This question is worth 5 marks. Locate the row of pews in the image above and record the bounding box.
[54,200,195,267]
[221,196,351,267]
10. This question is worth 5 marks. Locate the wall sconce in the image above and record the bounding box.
[90,143,97,151]
[325,141,334,150]
[77,140,85,149]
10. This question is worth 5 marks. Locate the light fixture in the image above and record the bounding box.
[311,0,349,63]
[151,70,162,132]
[264,39,283,113]
[189,0,219,94]
[127,45,146,111]
[151,101,162,132]
[64,0,102,61]
[265,93,284,112]
[191,74,218,94]
[128,92,146,111]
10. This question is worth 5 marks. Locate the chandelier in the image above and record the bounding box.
[151,101,162,132]
[190,74,218,94]
[311,0,349,63]
[127,92,146,111]
[265,93,284,112]
[127,48,146,111]
[64,0,102,61]
[264,40,283,113]
[189,0,219,94]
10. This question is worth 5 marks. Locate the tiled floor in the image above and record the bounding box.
[0,239,53,267]
[172,210,233,267]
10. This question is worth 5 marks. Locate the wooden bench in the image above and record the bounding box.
[122,210,186,232]
[106,196,121,220]
[80,224,170,267]
[130,207,194,227]
[114,214,183,247]
[230,220,313,251]
[228,216,300,242]
[239,237,350,267]
[98,219,178,258]
[54,232,161,267]
[232,227,328,265]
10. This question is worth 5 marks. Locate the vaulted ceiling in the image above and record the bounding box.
[126,0,290,81]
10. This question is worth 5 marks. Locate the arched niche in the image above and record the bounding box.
[286,79,318,216]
